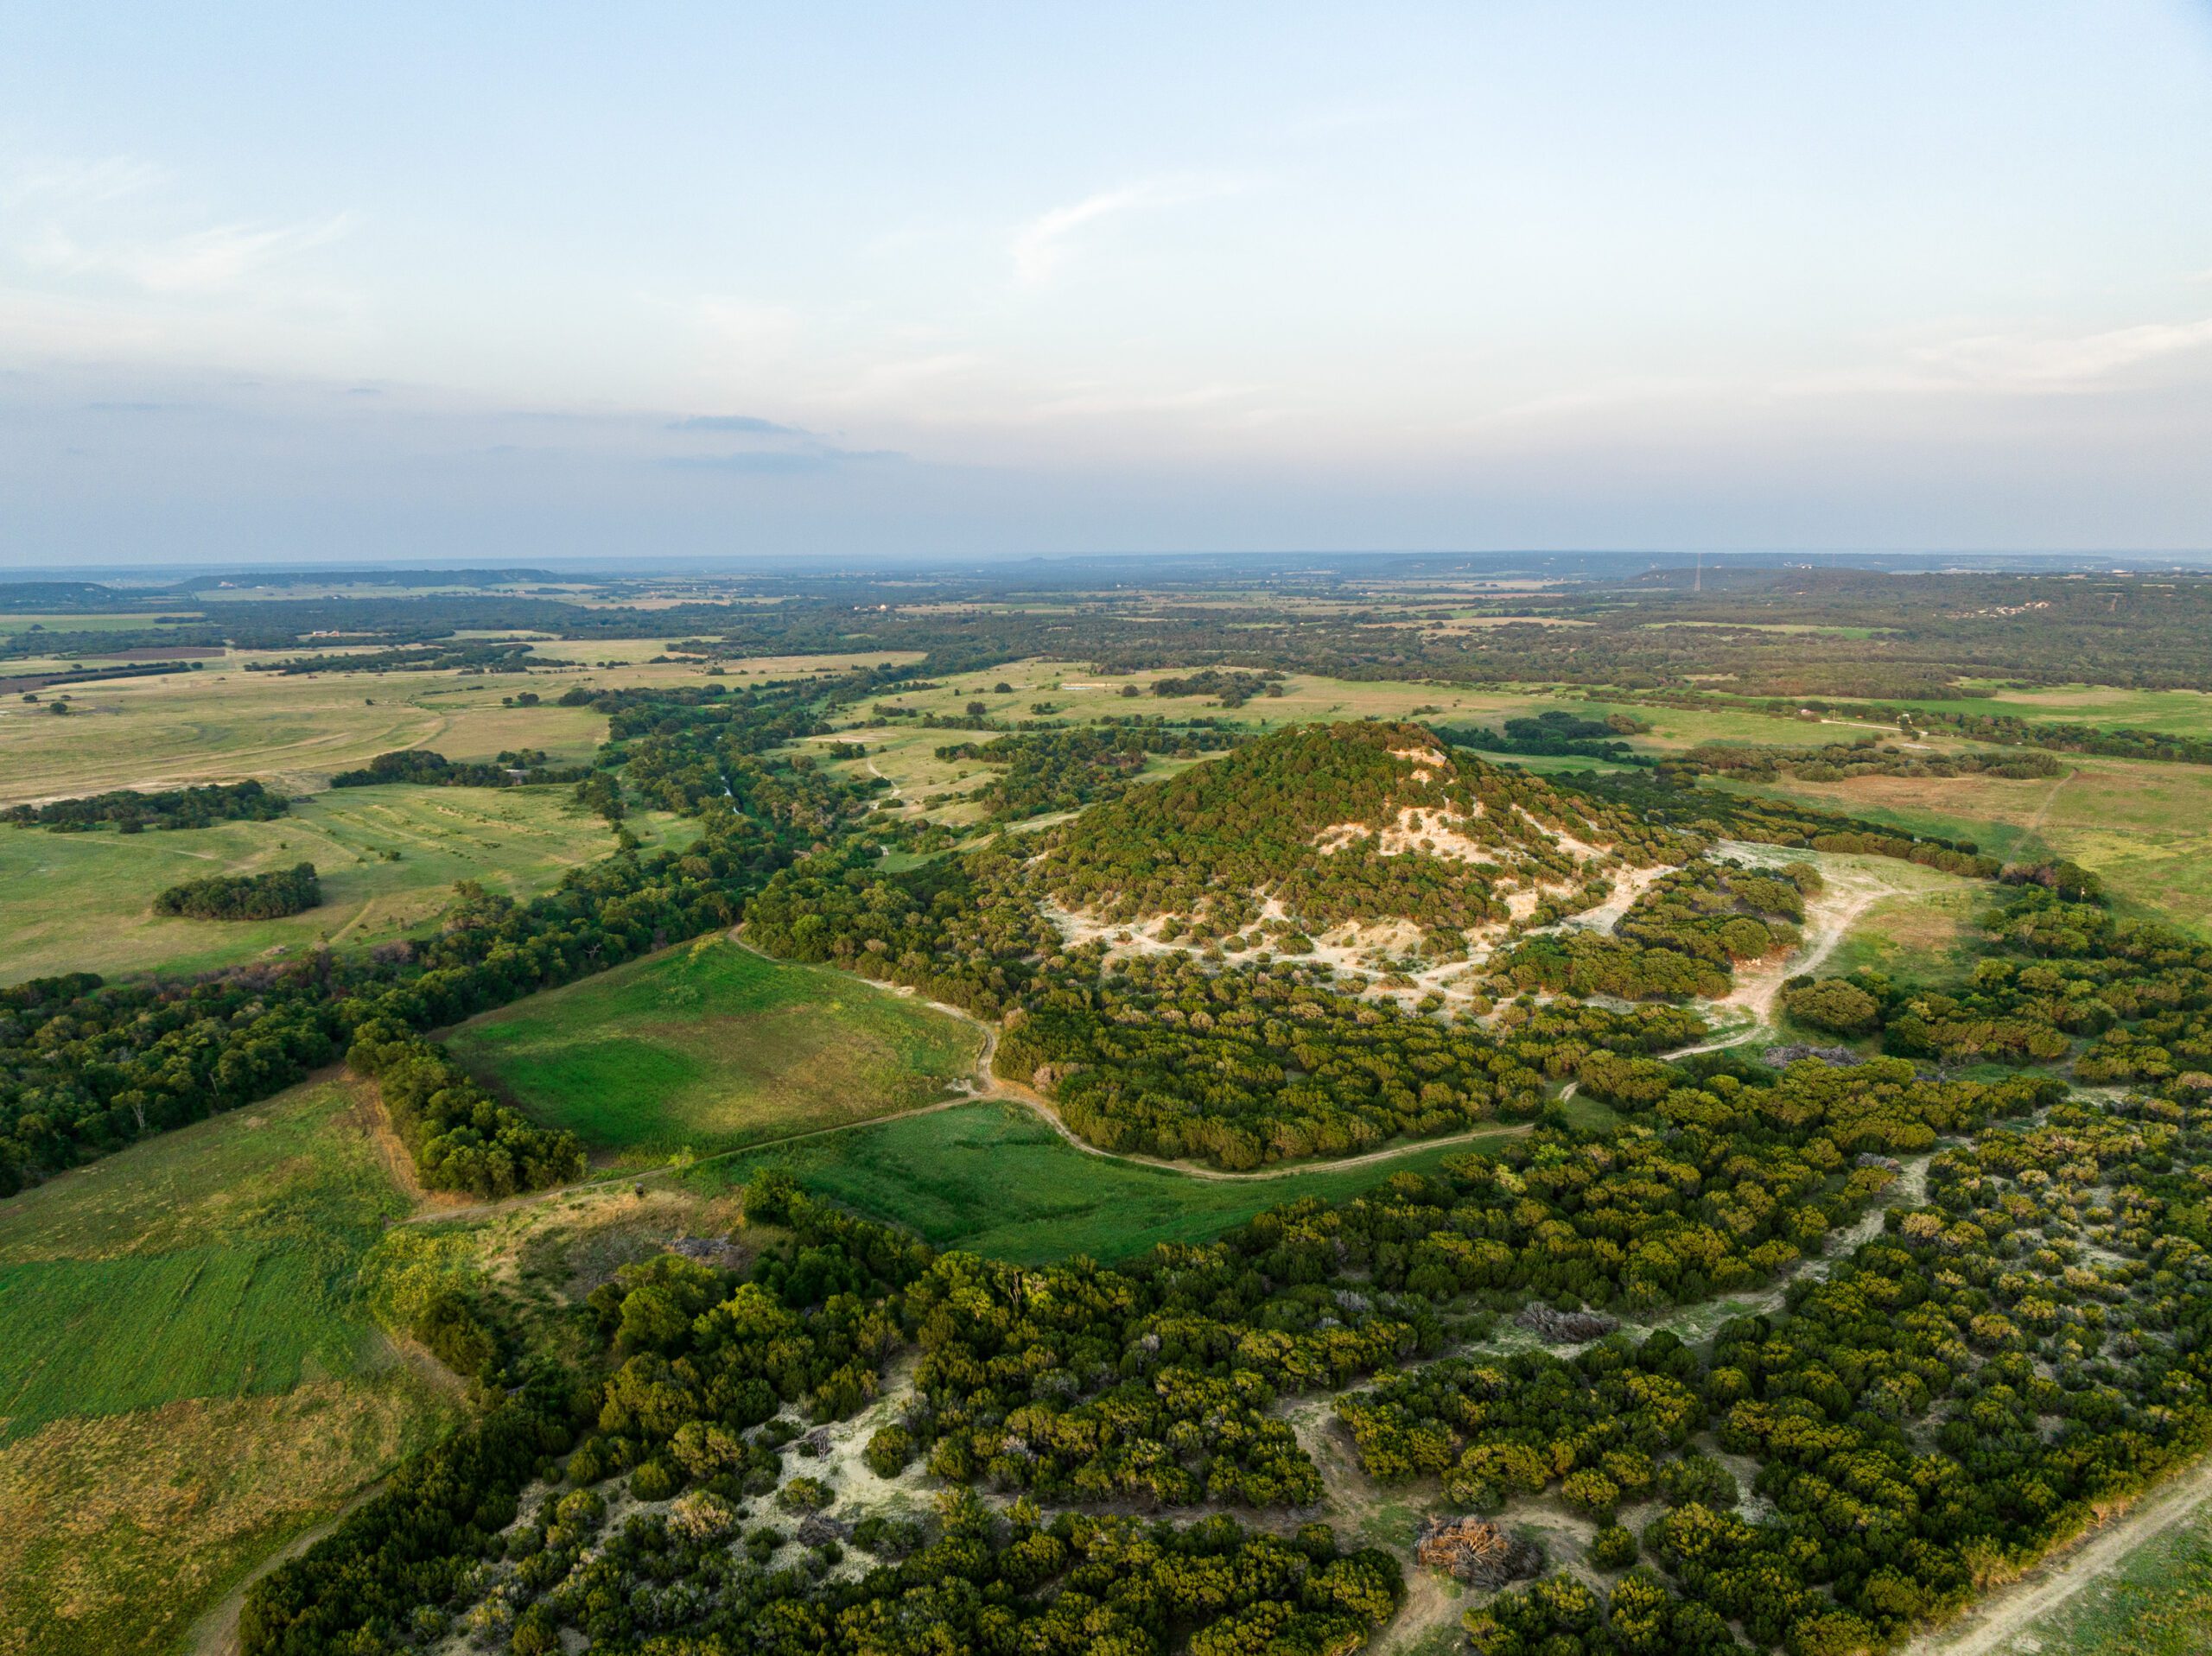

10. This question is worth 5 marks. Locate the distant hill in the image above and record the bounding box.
[1035,720,1684,944]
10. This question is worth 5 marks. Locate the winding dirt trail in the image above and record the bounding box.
[1659,846,1912,1061]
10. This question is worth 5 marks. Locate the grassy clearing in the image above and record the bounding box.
[1712,755,2212,935]
[685,1099,1523,1265]
[0,784,693,986]
[0,1077,458,1655]
[448,937,982,1166]
[1819,880,1990,984]
[0,1078,410,1437]
[1897,682,2212,736]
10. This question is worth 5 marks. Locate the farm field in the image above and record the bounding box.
[0,784,693,986]
[447,937,983,1165]
[687,1097,1526,1265]
[0,1077,457,1656]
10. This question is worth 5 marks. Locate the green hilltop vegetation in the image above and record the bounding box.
[1035,720,1682,941]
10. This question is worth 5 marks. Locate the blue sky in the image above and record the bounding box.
[3,2,2210,564]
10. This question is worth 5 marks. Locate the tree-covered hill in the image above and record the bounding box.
[1033,720,1687,943]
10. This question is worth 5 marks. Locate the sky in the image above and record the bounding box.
[2,2,2210,567]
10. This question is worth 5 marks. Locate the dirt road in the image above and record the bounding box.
[1905,1452,2212,1655]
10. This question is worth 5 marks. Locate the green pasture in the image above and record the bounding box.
[689,1098,1532,1266]
[448,938,982,1165]
[1897,681,2212,736]
[0,1080,405,1440]
[0,1079,456,1655]
[0,784,691,986]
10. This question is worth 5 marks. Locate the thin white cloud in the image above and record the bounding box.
[22,214,356,295]
[1789,316,2212,399]
[1010,175,1243,286]
[0,155,163,209]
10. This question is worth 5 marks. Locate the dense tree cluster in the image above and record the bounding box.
[1669,737,2064,785]
[347,1018,585,1197]
[743,842,1060,1022]
[1434,708,1653,765]
[1469,1083,2212,1655]
[1338,1340,1703,1509]
[1149,668,1286,706]
[998,954,1697,1168]
[153,860,321,921]
[247,639,569,676]
[330,749,593,789]
[1,777,290,832]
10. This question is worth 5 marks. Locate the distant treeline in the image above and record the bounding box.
[0,660,205,695]
[330,750,594,789]
[245,640,569,676]
[1433,708,1653,765]
[1663,737,2065,785]
[153,862,321,921]
[3,778,290,833]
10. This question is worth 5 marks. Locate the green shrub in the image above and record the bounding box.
[1590,1525,1639,1570]
[863,1424,913,1478]
[1783,977,1882,1037]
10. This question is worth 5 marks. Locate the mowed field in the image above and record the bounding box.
[0,1077,458,1656]
[448,938,983,1165]
[690,1099,1527,1265]
[0,784,695,986]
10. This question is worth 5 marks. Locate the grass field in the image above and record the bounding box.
[1818,880,1991,985]
[0,784,693,987]
[0,1077,458,1656]
[448,937,983,1166]
[1896,681,2212,737]
[1712,754,2212,935]
[0,656,608,804]
[686,1099,1528,1265]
